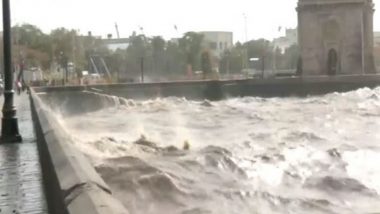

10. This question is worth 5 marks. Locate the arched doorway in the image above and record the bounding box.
[323,19,340,76]
[327,48,338,75]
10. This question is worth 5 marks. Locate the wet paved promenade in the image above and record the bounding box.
[0,93,48,214]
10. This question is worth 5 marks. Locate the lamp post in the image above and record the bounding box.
[140,57,144,83]
[0,0,22,143]
[59,51,68,85]
[226,51,230,79]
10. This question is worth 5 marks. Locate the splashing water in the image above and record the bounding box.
[50,87,380,214]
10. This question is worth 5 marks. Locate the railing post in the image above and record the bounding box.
[0,0,22,143]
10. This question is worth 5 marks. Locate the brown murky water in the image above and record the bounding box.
[55,88,380,214]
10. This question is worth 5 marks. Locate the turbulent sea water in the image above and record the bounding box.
[55,87,380,214]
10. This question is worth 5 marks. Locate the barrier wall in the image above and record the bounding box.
[34,75,380,104]
[30,89,129,214]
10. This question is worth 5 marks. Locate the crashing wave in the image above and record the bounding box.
[304,176,376,196]
[284,131,326,142]
[49,87,380,214]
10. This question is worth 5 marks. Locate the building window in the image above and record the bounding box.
[210,42,217,50]
[219,42,223,50]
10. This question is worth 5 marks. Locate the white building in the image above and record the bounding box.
[103,38,130,51]
[24,68,44,83]
[273,28,298,53]
[199,31,233,58]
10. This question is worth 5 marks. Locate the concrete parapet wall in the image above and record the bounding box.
[29,89,129,214]
[34,76,380,105]
[37,90,126,116]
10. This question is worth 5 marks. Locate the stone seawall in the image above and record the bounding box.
[34,75,380,105]
[30,89,129,214]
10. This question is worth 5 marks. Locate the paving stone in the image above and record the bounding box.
[0,93,48,214]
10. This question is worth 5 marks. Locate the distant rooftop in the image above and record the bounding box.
[101,38,130,51]
[299,0,371,2]
[102,38,130,45]
[298,0,373,6]
[199,31,233,35]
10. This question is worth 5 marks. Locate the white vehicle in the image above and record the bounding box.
[81,71,103,85]
[82,71,89,76]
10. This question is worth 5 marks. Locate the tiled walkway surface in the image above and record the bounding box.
[0,93,48,214]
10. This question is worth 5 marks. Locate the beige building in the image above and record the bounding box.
[298,0,376,76]
[200,31,233,58]
[273,29,298,53]
[374,32,380,47]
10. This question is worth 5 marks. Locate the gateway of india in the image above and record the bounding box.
[297,0,376,75]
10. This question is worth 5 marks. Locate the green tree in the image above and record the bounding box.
[13,24,51,52]
[11,24,52,69]
[105,49,125,81]
[179,32,204,76]
[128,34,148,57]
[50,28,77,60]
[220,42,244,74]
[201,50,212,79]
[165,41,186,78]
[114,34,149,79]
[244,39,273,71]
[151,36,166,74]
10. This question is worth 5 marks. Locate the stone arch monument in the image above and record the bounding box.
[297,0,376,75]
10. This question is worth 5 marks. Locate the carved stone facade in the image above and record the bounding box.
[297,0,376,75]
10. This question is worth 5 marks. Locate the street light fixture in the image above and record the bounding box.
[0,0,22,143]
[249,58,259,62]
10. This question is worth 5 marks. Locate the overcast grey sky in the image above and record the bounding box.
[5,0,380,42]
